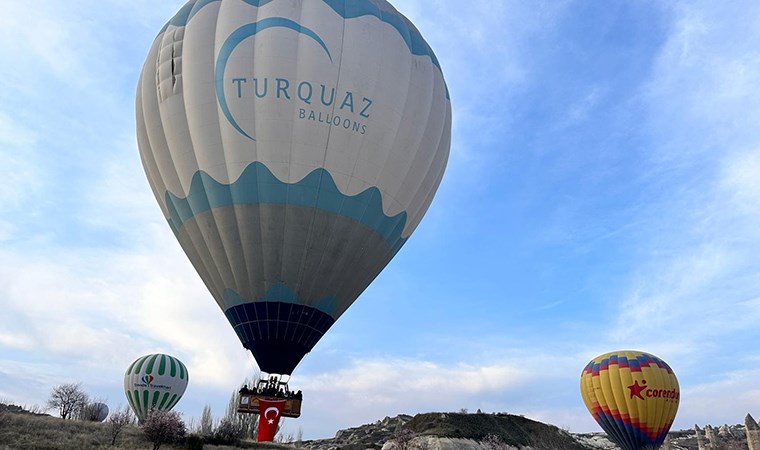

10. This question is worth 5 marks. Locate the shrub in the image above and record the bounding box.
[141,410,187,450]
[210,417,244,445]
[185,433,205,450]
[108,406,135,445]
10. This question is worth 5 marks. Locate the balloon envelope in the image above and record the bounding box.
[136,0,451,374]
[90,402,109,422]
[580,350,680,450]
[124,354,189,422]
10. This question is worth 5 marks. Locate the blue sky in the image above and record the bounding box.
[2,0,760,441]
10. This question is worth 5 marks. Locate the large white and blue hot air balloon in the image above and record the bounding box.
[136,0,451,376]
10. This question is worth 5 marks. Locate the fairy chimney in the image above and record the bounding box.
[704,425,717,450]
[746,414,760,450]
[695,424,706,450]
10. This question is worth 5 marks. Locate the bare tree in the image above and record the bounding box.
[141,409,186,450]
[200,404,213,436]
[293,427,304,449]
[213,416,244,445]
[225,382,258,440]
[46,382,89,420]
[108,406,135,446]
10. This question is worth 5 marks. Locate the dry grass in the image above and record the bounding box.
[0,410,297,450]
[0,412,148,449]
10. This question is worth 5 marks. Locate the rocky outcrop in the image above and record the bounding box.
[301,415,413,450]
[303,412,586,450]
[381,437,485,450]
[299,412,760,450]
[747,414,760,450]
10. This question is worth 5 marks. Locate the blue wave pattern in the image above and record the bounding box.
[164,161,407,253]
[163,0,446,79]
[224,284,337,317]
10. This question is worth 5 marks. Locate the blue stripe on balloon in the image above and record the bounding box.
[321,0,442,71]
[164,161,407,253]
[595,410,669,450]
[162,0,446,85]
[215,17,332,141]
[224,284,338,317]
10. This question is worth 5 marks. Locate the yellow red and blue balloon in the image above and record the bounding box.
[580,350,680,450]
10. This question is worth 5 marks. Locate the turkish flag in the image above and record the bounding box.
[257,399,286,442]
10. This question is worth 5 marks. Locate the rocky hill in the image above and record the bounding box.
[301,412,754,450]
[301,412,589,450]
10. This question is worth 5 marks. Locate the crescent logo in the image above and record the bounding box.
[215,17,332,141]
[264,406,281,425]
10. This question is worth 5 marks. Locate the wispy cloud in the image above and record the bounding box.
[605,0,760,389]
[290,352,589,437]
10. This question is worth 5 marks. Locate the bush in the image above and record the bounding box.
[210,417,244,445]
[141,410,187,450]
[185,433,205,450]
[108,406,135,445]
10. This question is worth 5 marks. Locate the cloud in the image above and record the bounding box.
[719,150,760,224]
[285,350,595,438]
[602,0,760,394]
[294,357,530,437]
[678,367,760,427]
[0,219,253,389]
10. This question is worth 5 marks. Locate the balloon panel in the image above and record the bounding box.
[124,354,189,421]
[580,351,679,450]
[137,0,450,374]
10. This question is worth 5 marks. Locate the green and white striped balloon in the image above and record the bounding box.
[124,353,189,422]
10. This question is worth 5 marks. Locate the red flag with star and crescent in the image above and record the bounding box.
[257,399,286,442]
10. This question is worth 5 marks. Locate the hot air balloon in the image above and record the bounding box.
[136,0,449,407]
[580,350,680,450]
[89,402,109,422]
[124,353,189,422]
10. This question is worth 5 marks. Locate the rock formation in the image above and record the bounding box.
[718,424,733,438]
[661,434,672,450]
[747,414,760,450]
[704,425,717,450]
[297,411,760,450]
[695,424,705,450]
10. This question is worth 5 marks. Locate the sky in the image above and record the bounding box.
[2,0,760,441]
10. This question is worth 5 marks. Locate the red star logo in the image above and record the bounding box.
[628,380,647,400]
